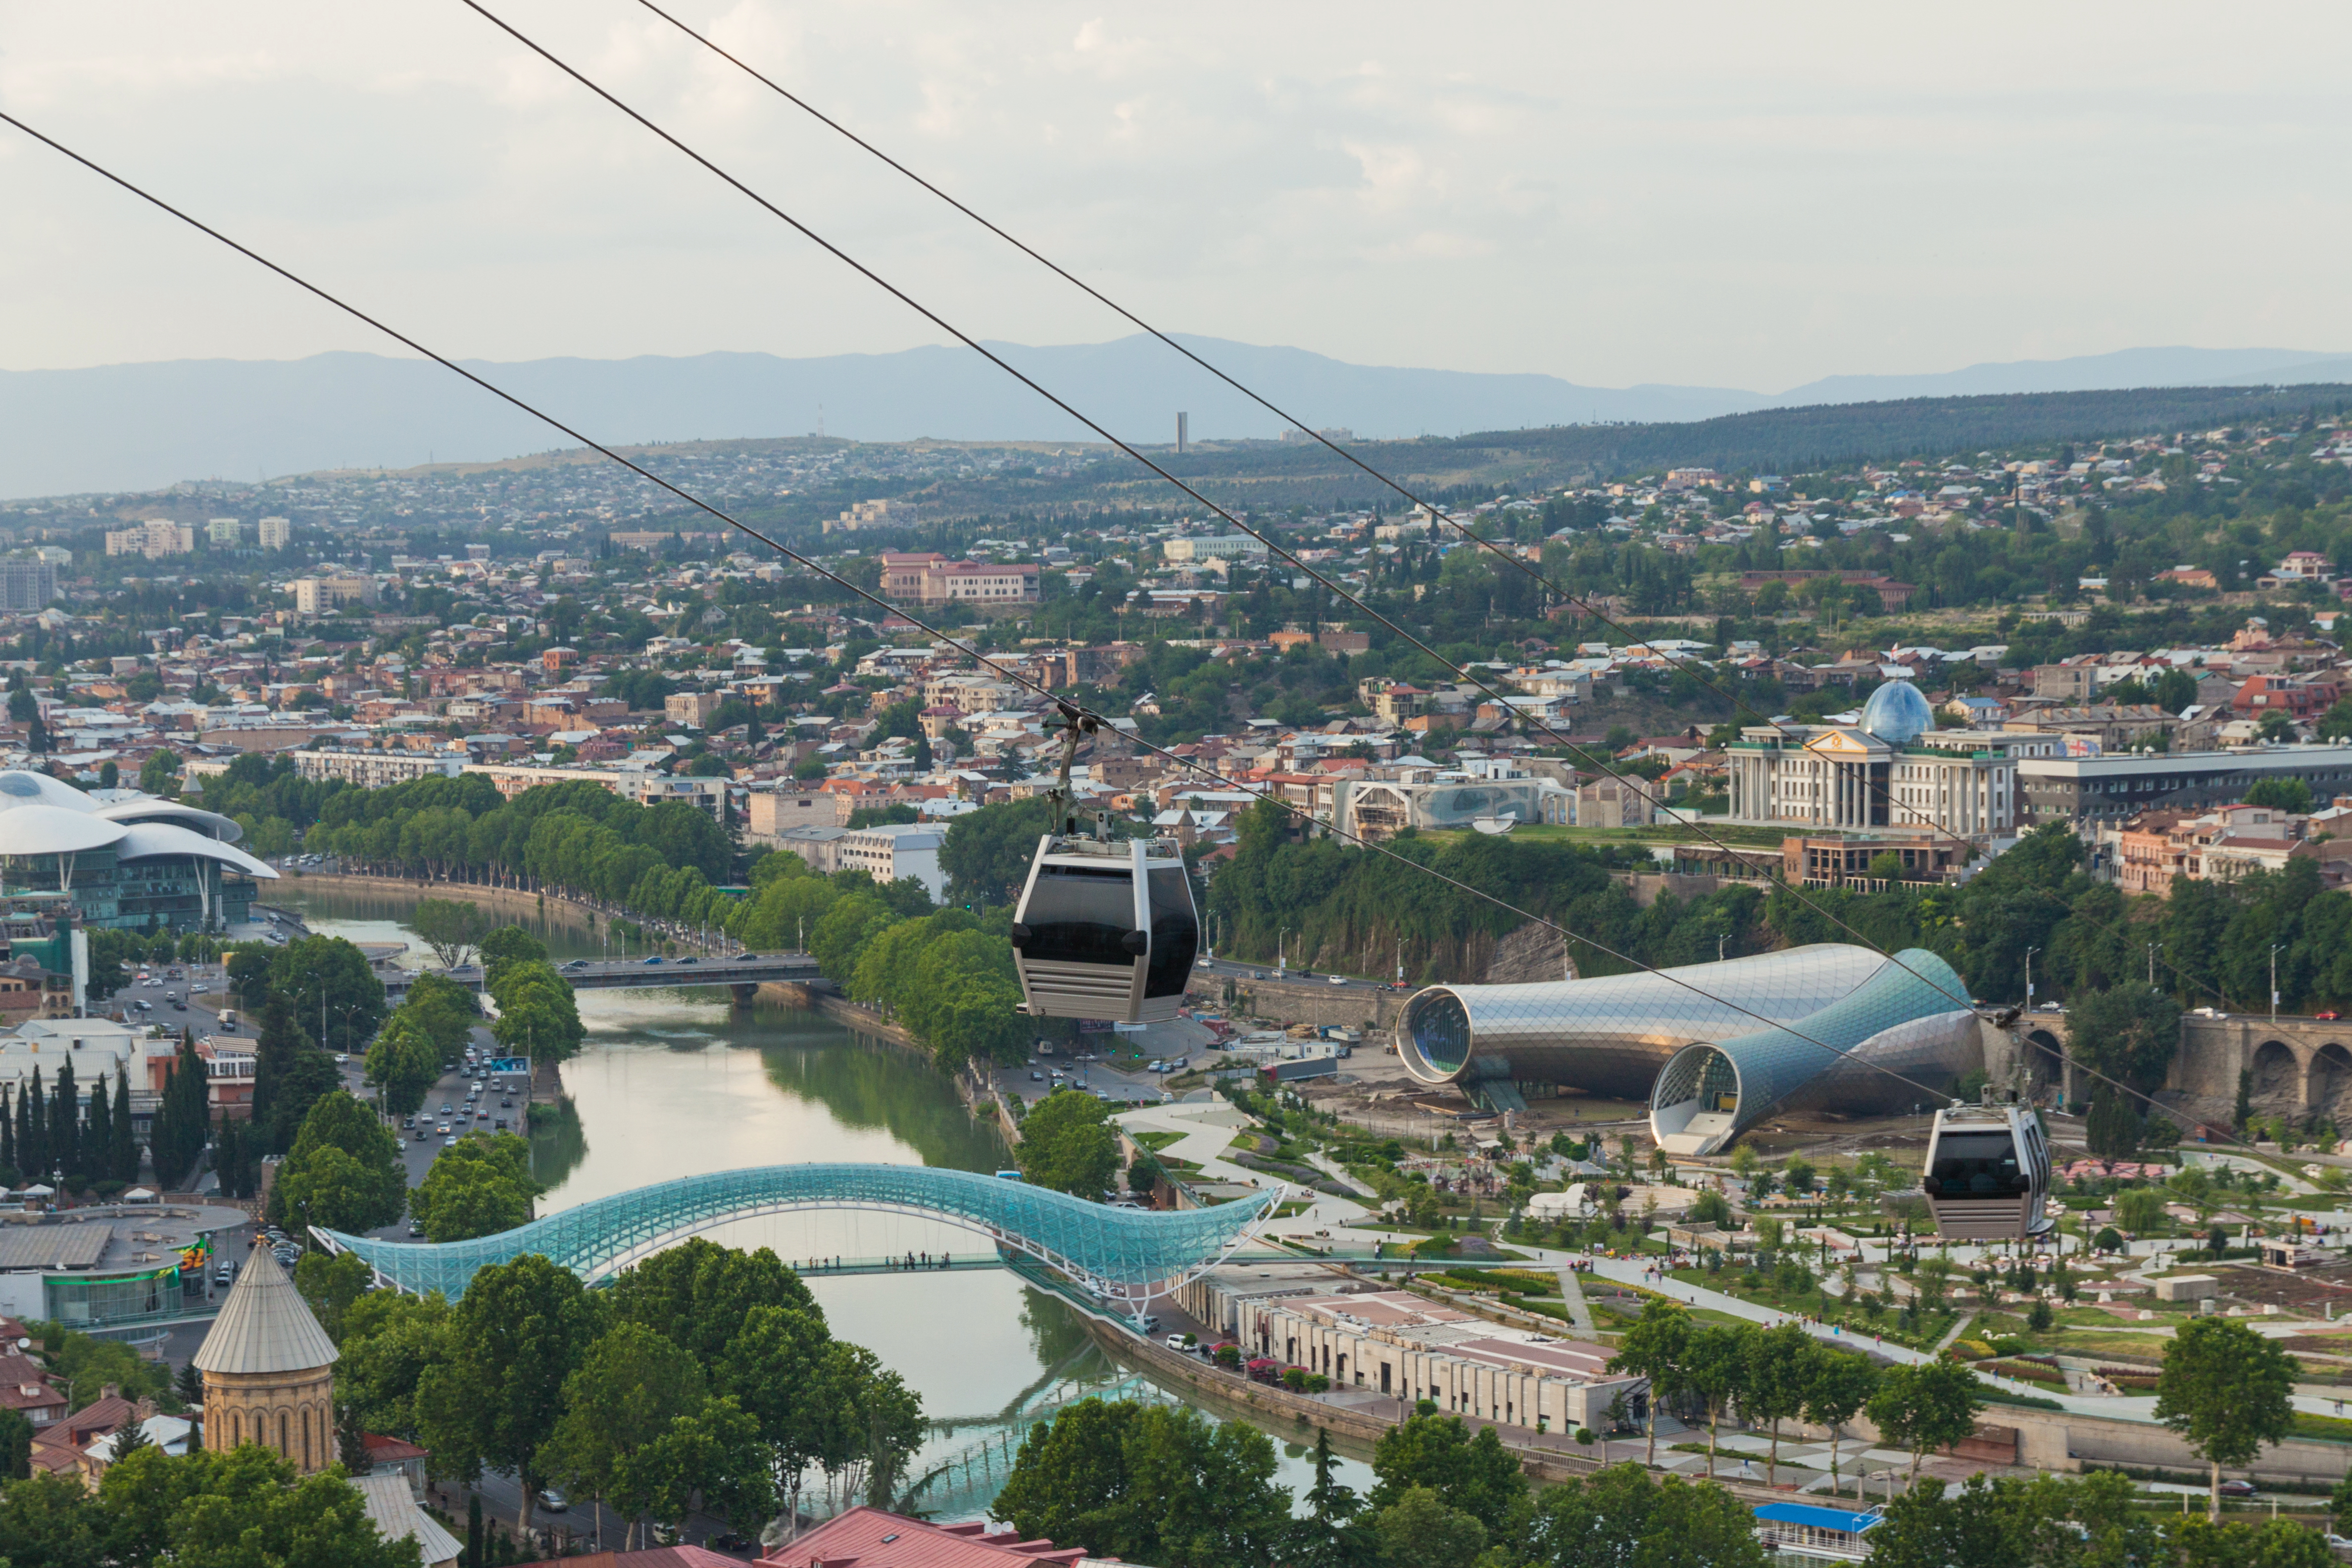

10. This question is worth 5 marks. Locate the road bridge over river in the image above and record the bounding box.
[381,951,821,997]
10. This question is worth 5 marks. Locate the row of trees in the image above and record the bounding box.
[293,774,735,907]
[330,1239,923,1544]
[1609,1303,1960,1485]
[0,1058,140,1192]
[994,1402,1765,1568]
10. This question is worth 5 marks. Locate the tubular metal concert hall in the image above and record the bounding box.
[1395,945,1982,1154]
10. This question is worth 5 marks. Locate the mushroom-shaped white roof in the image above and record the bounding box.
[0,770,98,813]
[112,821,278,879]
[0,804,128,856]
[92,798,244,843]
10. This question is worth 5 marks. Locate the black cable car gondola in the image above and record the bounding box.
[1008,707,1201,1025]
[1921,1092,2054,1242]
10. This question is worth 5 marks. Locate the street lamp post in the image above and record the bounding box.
[2024,946,2039,1014]
[2271,943,2286,1023]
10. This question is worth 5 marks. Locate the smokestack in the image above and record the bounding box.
[1176,412,1188,453]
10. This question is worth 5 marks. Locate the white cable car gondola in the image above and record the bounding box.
[1008,708,1201,1025]
[1921,1090,2054,1241]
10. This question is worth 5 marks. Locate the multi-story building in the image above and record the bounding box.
[256,517,292,550]
[822,498,923,534]
[104,521,195,559]
[292,576,379,615]
[460,763,729,821]
[746,790,844,842]
[664,691,725,728]
[0,561,57,612]
[878,552,1039,606]
[2107,804,2352,894]
[206,518,244,546]
[2021,744,2352,826]
[288,750,464,789]
[1724,725,2018,838]
[833,823,946,899]
[1161,534,1270,563]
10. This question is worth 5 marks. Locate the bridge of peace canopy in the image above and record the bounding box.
[314,1163,1279,1311]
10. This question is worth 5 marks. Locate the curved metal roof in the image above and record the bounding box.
[92,798,244,843]
[112,821,279,879]
[1394,944,1885,1099]
[0,770,102,814]
[0,804,128,856]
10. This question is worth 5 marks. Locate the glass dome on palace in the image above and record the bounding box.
[0,771,274,931]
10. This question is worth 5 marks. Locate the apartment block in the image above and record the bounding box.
[104,521,196,559]
[293,576,380,614]
[257,517,292,549]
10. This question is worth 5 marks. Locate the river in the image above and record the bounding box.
[267,879,1373,1518]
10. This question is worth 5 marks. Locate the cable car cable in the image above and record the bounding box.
[624,0,2257,1020]
[451,0,2016,1037]
[0,102,1976,1117]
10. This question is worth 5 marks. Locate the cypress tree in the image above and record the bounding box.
[0,1081,12,1174]
[111,1065,136,1183]
[467,1491,483,1568]
[21,1066,45,1180]
[83,1073,109,1184]
[48,1060,75,1181]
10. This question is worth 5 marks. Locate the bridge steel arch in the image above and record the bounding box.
[314,1163,1277,1309]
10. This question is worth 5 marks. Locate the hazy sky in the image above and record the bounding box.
[2,1,2347,392]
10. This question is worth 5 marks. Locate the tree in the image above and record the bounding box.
[333,1288,453,1438]
[411,1132,541,1242]
[541,1322,709,1549]
[2065,983,2183,1092]
[272,1090,406,1234]
[109,1062,136,1183]
[138,748,183,798]
[940,797,1056,907]
[96,1442,419,1568]
[1629,1474,1770,1568]
[2157,1316,2297,1521]
[0,1403,31,1482]
[622,1392,777,1542]
[479,925,548,987]
[1286,1426,1380,1568]
[1017,1089,1120,1198]
[993,1397,1286,1568]
[1743,1322,1813,1487]
[1372,1485,1486,1568]
[411,897,493,971]
[2084,1087,2143,1160]
[488,961,586,1064]
[415,1252,609,1533]
[266,935,387,1058]
[1679,1324,1754,1478]
[1607,1297,1690,1467]
[1367,1413,1526,1535]
[364,1014,444,1119]
[1800,1345,1879,1489]
[607,1239,819,1371]
[0,1468,105,1567]
[291,1248,376,1343]
[2114,1185,2170,1235]
[1867,1359,1985,1482]
[2247,776,2314,814]
[715,1301,835,1540]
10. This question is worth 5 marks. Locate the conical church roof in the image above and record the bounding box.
[192,1245,339,1376]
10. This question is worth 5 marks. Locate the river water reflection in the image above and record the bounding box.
[270,880,1372,1515]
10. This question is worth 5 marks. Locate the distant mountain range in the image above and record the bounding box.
[4,338,2348,499]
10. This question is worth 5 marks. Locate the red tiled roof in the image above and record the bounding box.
[757,1506,1093,1568]
[513,1547,743,1568]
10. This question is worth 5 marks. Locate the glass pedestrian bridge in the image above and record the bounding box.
[314,1163,1279,1310]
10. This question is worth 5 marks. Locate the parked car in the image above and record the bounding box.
[2219,1479,2258,1498]
[537,1489,570,1514]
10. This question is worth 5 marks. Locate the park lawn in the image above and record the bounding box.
[2289,1412,2352,1444]
[1130,1129,1186,1153]
[2026,1327,2183,1358]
